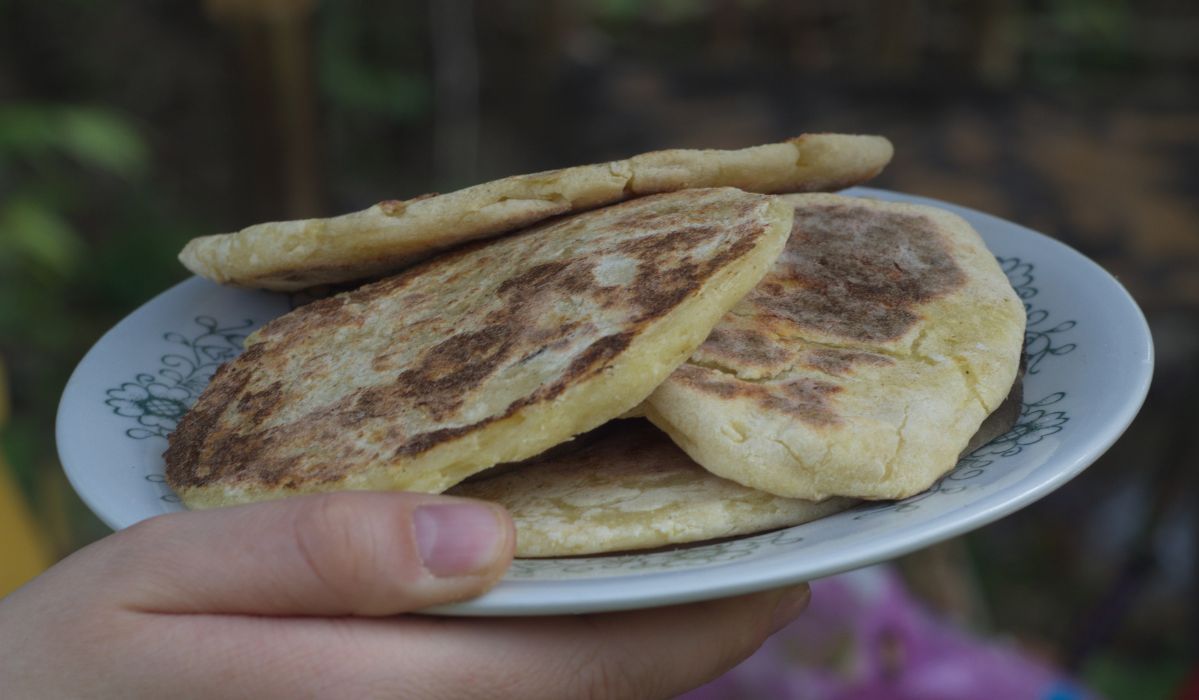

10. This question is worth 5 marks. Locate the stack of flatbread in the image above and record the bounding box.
[165,134,1026,557]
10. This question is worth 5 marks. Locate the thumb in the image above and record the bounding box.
[87,492,514,616]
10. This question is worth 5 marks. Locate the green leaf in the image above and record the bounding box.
[57,108,148,177]
[0,197,85,275]
[0,105,148,177]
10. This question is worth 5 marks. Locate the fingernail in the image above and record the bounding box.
[768,584,811,635]
[414,503,506,577]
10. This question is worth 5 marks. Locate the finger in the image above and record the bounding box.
[88,491,515,616]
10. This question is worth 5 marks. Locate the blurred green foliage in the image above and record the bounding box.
[0,106,148,177]
[0,102,198,545]
[0,106,145,286]
[1032,0,1137,81]
[319,8,430,122]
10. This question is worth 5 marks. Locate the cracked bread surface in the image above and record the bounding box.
[165,188,792,509]
[179,134,892,290]
[645,194,1025,501]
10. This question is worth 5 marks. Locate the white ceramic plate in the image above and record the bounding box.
[56,188,1153,616]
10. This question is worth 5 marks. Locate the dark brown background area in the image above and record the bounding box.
[1,1,1195,695]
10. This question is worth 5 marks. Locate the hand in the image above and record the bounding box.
[0,492,809,699]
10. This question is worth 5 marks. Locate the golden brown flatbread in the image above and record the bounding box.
[645,194,1026,501]
[165,188,793,508]
[179,134,892,290]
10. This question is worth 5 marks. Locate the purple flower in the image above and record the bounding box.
[682,566,1093,700]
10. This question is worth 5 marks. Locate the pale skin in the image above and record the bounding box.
[0,492,810,699]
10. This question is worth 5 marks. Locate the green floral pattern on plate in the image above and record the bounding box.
[104,316,255,440]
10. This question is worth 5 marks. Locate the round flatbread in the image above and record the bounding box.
[645,194,1026,501]
[179,134,892,290]
[449,420,854,557]
[165,188,793,509]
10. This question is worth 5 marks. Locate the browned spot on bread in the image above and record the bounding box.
[393,332,634,458]
[610,198,691,230]
[388,331,634,452]
[166,392,331,491]
[748,203,966,343]
[235,381,284,423]
[557,332,633,388]
[393,324,517,421]
[497,260,596,302]
[800,349,895,376]
[692,327,797,376]
[164,345,269,486]
[254,293,351,342]
[673,365,842,427]
[379,192,439,216]
[170,376,428,491]
[622,227,759,320]
[761,378,843,426]
[497,260,571,296]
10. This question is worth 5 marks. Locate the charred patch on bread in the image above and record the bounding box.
[690,326,798,377]
[558,332,633,386]
[673,365,843,427]
[498,260,575,296]
[398,324,517,420]
[393,331,635,457]
[234,380,285,424]
[749,203,965,343]
[163,363,243,486]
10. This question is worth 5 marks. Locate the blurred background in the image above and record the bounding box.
[1,0,1195,696]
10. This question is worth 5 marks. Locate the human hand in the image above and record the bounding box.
[0,492,809,699]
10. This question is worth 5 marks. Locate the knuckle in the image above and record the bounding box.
[289,493,417,612]
[290,493,377,604]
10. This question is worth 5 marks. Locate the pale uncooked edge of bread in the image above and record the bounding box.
[179,135,891,290]
[644,198,1026,502]
[175,199,795,508]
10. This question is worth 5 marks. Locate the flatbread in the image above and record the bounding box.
[165,188,793,509]
[645,194,1026,501]
[179,134,892,290]
[449,369,1022,557]
[449,420,855,557]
